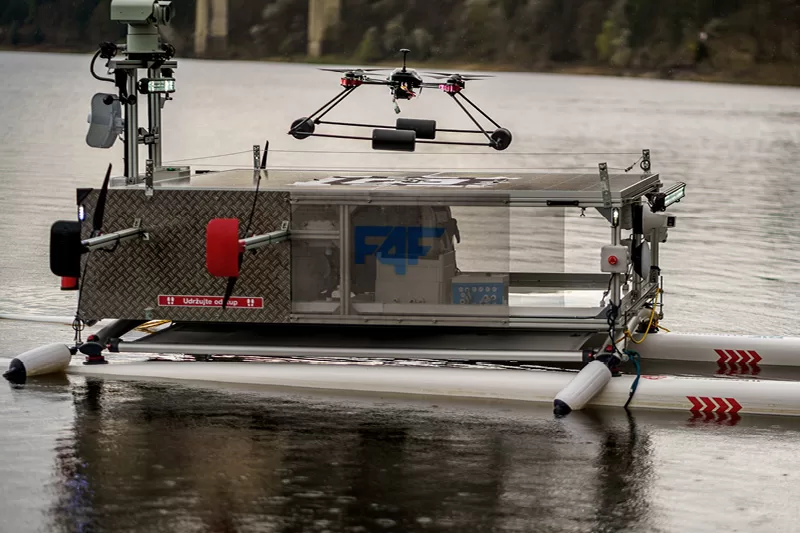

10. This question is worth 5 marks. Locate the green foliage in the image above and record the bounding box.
[355,26,381,63]
[0,0,797,77]
[596,19,617,61]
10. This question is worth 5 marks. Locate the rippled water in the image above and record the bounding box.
[1,52,800,532]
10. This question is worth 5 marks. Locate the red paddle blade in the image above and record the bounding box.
[206,218,240,278]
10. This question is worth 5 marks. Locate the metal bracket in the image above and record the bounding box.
[139,127,157,145]
[133,217,149,240]
[145,159,154,197]
[253,145,261,171]
[599,162,612,209]
[280,220,290,231]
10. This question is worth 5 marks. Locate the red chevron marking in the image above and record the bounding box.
[727,398,742,414]
[713,397,729,413]
[688,396,704,411]
[701,396,715,412]
[687,396,742,414]
[715,349,762,366]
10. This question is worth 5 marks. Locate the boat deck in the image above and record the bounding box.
[120,168,660,207]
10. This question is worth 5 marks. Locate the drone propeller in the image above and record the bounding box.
[424,72,493,80]
[319,67,389,74]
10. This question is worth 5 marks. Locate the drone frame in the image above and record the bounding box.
[287,71,512,152]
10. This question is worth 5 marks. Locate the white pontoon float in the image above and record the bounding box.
[6,1,800,417]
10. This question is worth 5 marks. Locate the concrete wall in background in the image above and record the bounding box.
[195,0,229,57]
[307,0,341,58]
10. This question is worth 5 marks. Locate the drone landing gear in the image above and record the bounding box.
[288,86,512,152]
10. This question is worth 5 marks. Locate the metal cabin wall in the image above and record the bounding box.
[78,189,291,323]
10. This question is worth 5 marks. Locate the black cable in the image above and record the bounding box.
[90,50,115,84]
[244,167,263,238]
[318,120,390,129]
[314,87,358,123]
[456,92,502,129]
[289,87,357,134]
[449,93,493,144]
[296,133,373,142]
[418,139,492,148]
[225,145,267,311]
[437,127,487,135]
[72,250,95,348]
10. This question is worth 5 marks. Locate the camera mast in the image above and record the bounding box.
[87,0,176,184]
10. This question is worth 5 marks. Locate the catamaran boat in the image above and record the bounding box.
[6,0,800,418]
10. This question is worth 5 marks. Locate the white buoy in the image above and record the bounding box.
[553,360,612,415]
[3,343,73,383]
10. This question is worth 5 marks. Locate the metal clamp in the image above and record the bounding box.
[599,162,612,209]
[640,149,651,173]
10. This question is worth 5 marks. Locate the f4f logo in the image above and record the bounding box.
[355,226,445,275]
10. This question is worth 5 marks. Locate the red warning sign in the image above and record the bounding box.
[157,295,264,309]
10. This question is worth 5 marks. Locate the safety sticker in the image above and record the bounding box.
[157,295,263,309]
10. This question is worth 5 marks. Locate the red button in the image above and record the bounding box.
[608,256,618,265]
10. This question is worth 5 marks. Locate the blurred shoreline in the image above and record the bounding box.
[3,45,798,88]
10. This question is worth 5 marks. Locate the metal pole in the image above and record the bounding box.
[339,205,351,315]
[147,67,162,168]
[82,227,145,251]
[125,69,139,184]
[611,220,621,308]
[632,205,642,300]
[650,231,659,283]
[241,230,290,251]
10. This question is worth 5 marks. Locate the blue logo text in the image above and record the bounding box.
[354,226,445,275]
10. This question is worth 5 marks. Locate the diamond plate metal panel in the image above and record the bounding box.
[78,188,291,323]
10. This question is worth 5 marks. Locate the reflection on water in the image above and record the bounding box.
[44,378,660,533]
[11,377,789,533]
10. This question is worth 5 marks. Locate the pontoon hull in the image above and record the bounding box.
[66,361,800,417]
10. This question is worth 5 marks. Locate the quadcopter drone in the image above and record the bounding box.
[288,49,512,152]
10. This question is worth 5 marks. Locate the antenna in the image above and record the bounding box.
[400,48,410,72]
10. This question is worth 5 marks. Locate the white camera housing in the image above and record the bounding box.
[111,0,172,54]
[111,0,172,25]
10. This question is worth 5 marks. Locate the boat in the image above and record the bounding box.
[6,0,800,418]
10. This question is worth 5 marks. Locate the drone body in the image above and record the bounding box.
[290,49,512,152]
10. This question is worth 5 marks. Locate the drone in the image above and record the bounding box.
[288,49,512,152]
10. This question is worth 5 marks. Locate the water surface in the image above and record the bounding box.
[1,52,800,532]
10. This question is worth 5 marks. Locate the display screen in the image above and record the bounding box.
[143,78,176,93]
